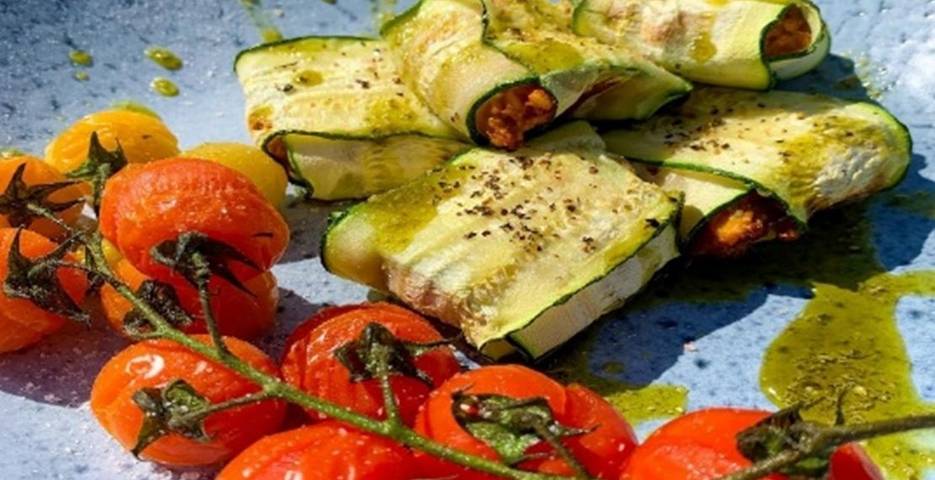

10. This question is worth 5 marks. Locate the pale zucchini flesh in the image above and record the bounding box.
[322,123,681,359]
[603,88,912,239]
[382,0,691,143]
[235,36,466,200]
[573,0,830,90]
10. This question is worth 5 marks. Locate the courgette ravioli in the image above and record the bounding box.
[603,88,911,256]
[235,36,467,201]
[322,123,681,359]
[382,0,691,150]
[573,0,830,90]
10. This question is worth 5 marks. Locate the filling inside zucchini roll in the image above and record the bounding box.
[475,85,557,150]
[690,193,799,257]
[764,5,813,58]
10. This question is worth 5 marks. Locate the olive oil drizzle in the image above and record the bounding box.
[144,46,183,71]
[150,77,179,97]
[239,0,284,44]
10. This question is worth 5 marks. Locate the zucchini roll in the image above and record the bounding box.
[322,123,681,359]
[382,0,691,150]
[573,0,830,90]
[235,36,467,201]
[603,88,911,257]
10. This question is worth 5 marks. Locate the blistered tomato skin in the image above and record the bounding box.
[44,109,179,174]
[99,158,289,284]
[0,228,87,353]
[414,364,637,480]
[100,258,278,340]
[281,302,461,425]
[0,156,85,239]
[183,143,288,207]
[90,336,286,467]
[217,421,415,480]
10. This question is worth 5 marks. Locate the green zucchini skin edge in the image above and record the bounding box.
[504,192,684,360]
[233,34,376,73]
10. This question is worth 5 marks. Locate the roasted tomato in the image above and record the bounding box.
[0,228,87,353]
[217,421,415,480]
[99,158,289,283]
[621,408,882,480]
[281,302,461,425]
[90,336,286,466]
[0,155,85,239]
[183,143,288,207]
[44,109,179,175]
[414,364,638,480]
[100,258,278,340]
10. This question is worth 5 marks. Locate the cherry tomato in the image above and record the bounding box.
[90,335,286,466]
[99,158,289,284]
[0,155,85,239]
[281,302,461,425]
[44,109,179,175]
[0,228,87,353]
[183,143,288,207]
[217,421,415,480]
[621,408,883,480]
[829,443,884,480]
[100,258,278,340]
[414,364,638,479]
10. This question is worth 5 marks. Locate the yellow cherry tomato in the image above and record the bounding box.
[45,110,179,174]
[183,142,288,207]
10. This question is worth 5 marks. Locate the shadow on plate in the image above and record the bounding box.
[277,195,349,264]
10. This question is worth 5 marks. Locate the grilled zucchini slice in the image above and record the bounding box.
[235,36,466,200]
[382,0,691,149]
[322,123,681,359]
[603,88,911,254]
[573,0,830,90]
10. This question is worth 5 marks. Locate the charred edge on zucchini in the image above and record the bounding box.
[764,5,813,59]
[690,192,800,257]
[474,85,557,150]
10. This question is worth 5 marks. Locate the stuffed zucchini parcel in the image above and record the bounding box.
[235,36,467,201]
[322,123,681,359]
[573,0,830,90]
[382,0,691,150]
[602,88,912,257]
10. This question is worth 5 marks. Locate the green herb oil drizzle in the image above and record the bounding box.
[150,77,179,97]
[144,46,183,71]
[68,49,93,67]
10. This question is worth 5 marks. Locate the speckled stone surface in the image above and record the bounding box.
[0,1,932,479]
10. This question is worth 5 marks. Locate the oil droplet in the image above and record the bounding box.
[240,0,285,44]
[0,148,25,159]
[110,100,161,119]
[69,49,93,67]
[145,46,183,71]
[293,69,323,87]
[690,31,717,64]
[260,27,283,44]
[73,71,89,82]
[150,77,179,97]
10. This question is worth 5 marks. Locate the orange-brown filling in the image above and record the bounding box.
[690,193,800,257]
[764,6,813,58]
[475,85,556,150]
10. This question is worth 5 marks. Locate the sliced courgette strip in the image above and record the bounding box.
[235,36,466,200]
[322,123,681,359]
[382,0,691,148]
[603,88,912,251]
[573,0,830,90]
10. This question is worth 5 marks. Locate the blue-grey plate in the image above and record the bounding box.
[0,1,933,479]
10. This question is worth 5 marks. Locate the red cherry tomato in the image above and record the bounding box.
[217,421,415,480]
[99,158,288,284]
[281,302,461,425]
[90,336,286,467]
[829,443,884,480]
[415,364,638,479]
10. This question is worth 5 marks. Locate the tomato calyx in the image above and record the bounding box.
[131,379,212,457]
[66,132,128,210]
[123,279,194,336]
[3,229,89,323]
[151,232,260,295]
[452,392,591,472]
[335,321,450,387]
[736,406,835,478]
[0,162,83,228]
